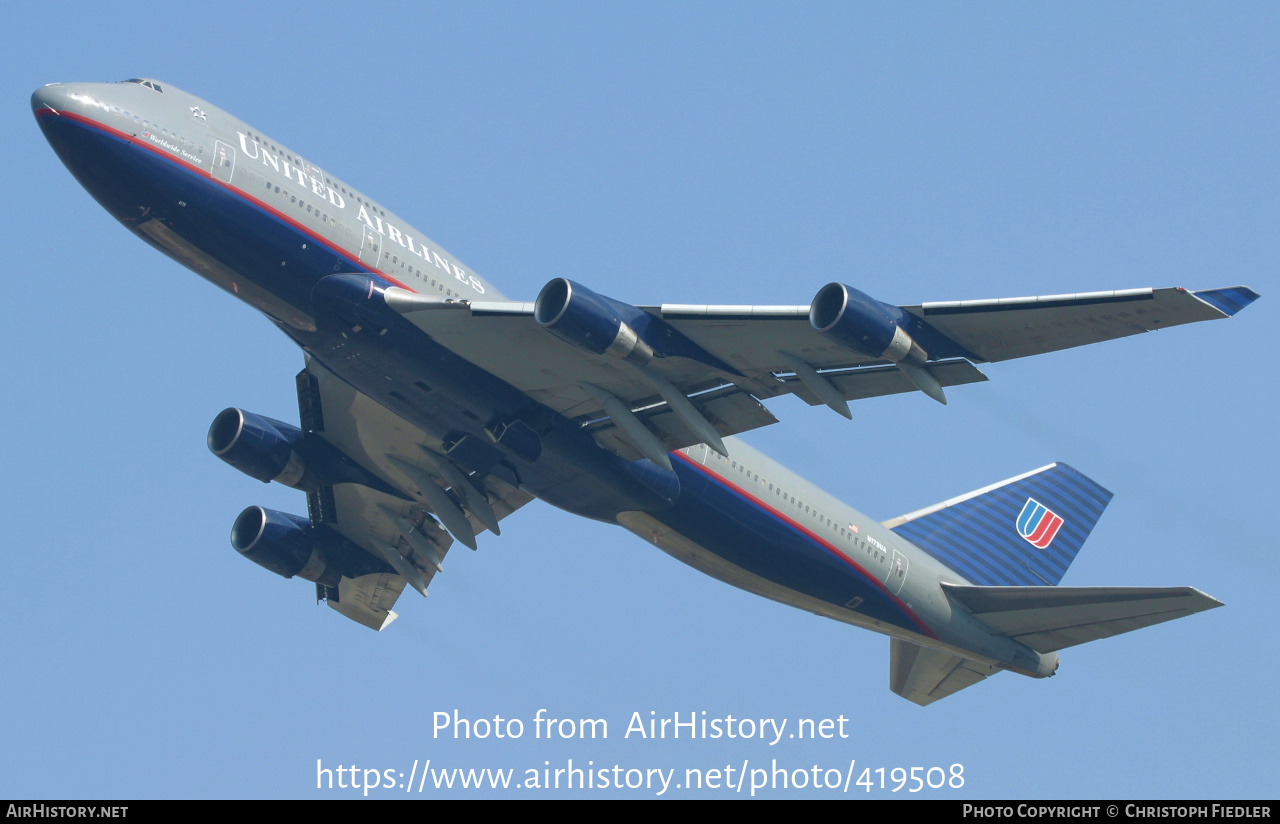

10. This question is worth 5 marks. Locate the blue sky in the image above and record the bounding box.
[3,2,1276,798]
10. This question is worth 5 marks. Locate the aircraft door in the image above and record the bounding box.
[211,140,235,184]
[885,549,909,596]
[358,225,382,268]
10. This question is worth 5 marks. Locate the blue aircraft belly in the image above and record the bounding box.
[656,453,925,633]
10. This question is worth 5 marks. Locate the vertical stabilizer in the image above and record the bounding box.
[883,464,1112,586]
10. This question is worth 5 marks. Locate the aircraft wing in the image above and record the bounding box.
[653,285,1257,367]
[383,283,1253,462]
[384,293,983,461]
[902,285,1259,362]
[384,296,785,459]
[298,357,534,629]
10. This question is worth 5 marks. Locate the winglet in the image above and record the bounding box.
[1192,286,1260,317]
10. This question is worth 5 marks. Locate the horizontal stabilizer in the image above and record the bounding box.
[886,463,1112,587]
[890,638,1002,706]
[943,584,1223,653]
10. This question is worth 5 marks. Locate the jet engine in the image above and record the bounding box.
[809,283,929,366]
[809,283,950,404]
[534,278,654,364]
[208,407,404,495]
[208,408,310,487]
[533,278,739,375]
[230,506,339,585]
[230,505,396,585]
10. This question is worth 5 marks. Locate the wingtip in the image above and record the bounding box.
[1187,587,1225,610]
[1192,286,1260,317]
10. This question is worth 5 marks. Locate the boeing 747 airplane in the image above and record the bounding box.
[32,78,1258,705]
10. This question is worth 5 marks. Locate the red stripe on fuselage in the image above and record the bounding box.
[36,107,414,293]
[670,450,934,638]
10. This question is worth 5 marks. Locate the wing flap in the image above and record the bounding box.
[585,384,779,459]
[326,573,405,631]
[943,584,1223,653]
[778,358,987,406]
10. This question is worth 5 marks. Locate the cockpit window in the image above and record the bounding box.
[122,78,163,92]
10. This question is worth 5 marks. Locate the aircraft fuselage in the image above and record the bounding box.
[33,78,1063,687]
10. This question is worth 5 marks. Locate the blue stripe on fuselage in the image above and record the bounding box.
[661,451,930,636]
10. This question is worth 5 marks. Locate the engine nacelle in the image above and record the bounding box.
[534,278,654,364]
[208,408,311,488]
[209,408,406,497]
[230,506,397,585]
[533,278,742,378]
[809,283,929,365]
[230,506,338,586]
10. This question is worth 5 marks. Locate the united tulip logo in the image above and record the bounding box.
[1017,498,1064,549]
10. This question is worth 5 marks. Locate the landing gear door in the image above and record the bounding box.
[211,140,235,184]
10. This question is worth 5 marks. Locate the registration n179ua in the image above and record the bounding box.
[33,78,1258,705]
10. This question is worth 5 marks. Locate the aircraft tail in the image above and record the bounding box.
[943,584,1223,653]
[889,585,1222,705]
[883,464,1222,705]
[883,463,1112,587]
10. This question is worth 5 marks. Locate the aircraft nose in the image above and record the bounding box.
[31,83,71,116]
